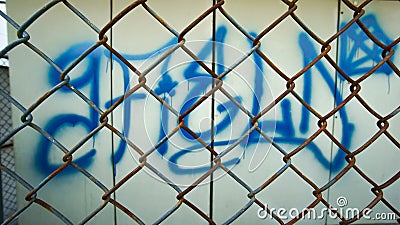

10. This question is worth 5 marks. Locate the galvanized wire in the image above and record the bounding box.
[0,0,399,225]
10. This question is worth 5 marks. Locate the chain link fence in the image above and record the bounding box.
[0,0,16,221]
[0,56,17,224]
[0,0,399,224]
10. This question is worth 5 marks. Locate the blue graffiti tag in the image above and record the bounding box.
[339,14,394,78]
[36,15,394,176]
[37,43,101,174]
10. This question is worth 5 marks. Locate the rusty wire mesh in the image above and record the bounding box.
[0,0,399,224]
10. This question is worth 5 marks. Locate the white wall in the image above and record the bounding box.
[6,0,399,224]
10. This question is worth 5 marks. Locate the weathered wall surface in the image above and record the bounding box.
[6,0,399,224]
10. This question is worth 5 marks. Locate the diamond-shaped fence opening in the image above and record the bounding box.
[0,0,399,225]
